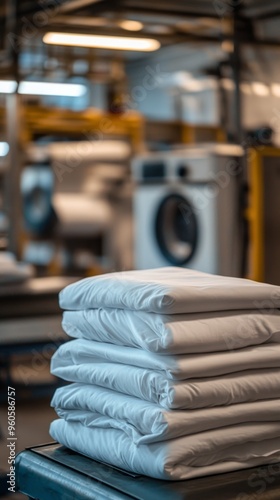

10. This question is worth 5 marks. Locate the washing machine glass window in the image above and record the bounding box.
[155,193,198,266]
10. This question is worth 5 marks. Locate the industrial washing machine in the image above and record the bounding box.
[133,144,244,276]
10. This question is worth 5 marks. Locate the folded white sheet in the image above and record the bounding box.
[51,352,280,409]
[59,267,280,314]
[50,418,280,480]
[52,383,280,444]
[62,308,280,354]
[53,338,280,380]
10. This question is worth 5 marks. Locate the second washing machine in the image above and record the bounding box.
[132,144,244,276]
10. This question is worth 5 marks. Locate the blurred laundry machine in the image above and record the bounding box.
[133,144,244,276]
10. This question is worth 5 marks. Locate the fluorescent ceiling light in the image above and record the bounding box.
[271,83,280,97]
[118,20,143,31]
[43,31,160,52]
[0,80,17,94]
[251,82,269,97]
[0,142,9,156]
[18,81,87,96]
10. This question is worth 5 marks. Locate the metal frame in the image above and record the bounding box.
[247,146,280,281]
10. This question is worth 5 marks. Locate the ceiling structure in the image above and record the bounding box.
[1,0,280,142]
[2,0,280,51]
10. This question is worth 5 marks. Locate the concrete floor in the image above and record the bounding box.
[0,397,57,499]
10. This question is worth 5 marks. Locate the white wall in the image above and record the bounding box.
[126,41,280,145]
[126,43,223,123]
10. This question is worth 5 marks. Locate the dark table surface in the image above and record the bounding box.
[15,443,280,500]
[0,276,77,319]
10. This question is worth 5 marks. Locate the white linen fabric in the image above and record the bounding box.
[62,308,280,354]
[51,353,280,410]
[51,268,280,480]
[52,338,280,380]
[50,418,280,480]
[51,383,280,444]
[59,267,280,314]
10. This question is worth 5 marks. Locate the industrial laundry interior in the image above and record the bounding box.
[1,1,280,499]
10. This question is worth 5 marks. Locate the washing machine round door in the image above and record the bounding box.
[155,193,198,266]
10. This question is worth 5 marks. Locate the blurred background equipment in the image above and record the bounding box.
[0,251,34,284]
[21,116,139,274]
[133,144,244,275]
[42,138,131,273]
[21,163,56,237]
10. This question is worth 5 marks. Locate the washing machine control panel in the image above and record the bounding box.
[132,145,244,184]
[141,161,166,180]
[141,161,191,181]
[133,155,217,183]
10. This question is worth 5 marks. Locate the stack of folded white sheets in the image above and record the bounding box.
[50,267,280,480]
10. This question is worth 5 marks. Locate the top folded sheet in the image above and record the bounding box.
[59,267,280,314]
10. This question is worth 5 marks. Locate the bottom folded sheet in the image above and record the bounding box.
[50,418,280,480]
[51,384,280,444]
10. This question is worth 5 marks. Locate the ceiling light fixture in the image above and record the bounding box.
[0,80,17,94]
[118,20,143,31]
[18,81,87,97]
[43,31,160,52]
[251,82,269,97]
